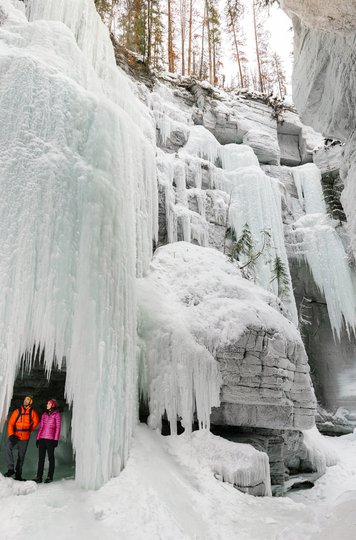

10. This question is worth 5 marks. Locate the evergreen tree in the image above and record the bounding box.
[322,173,347,225]
[206,0,221,85]
[225,0,248,88]
[270,255,290,299]
[271,52,287,99]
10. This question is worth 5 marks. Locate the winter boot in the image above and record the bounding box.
[33,477,42,483]
[44,477,53,484]
[15,474,26,481]
[4,469,14,477]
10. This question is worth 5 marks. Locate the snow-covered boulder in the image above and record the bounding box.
[166,430,272,496]
[138,242,316,433]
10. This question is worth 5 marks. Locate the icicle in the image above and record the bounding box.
[0,0,157,489]
[176,127,298,324]
[137,279,220,434]
[292,164,356,338]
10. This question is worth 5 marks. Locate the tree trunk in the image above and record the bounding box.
[168,0,175,72]
[181,0,186,75]
[199,3,206,79]
[228,8,244,87]
[253,0,264,93]
[147,0,152,64]
[187,0,193,75]
[206,0,212,84]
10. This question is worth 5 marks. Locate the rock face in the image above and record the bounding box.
[280,0,356,255]
[289,258,356,416]
[139,241,316,436]
[211,329,315,430]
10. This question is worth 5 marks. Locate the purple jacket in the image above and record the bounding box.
[37,410,61,441]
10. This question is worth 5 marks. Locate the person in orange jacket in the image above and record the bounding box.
[4,395,39,481]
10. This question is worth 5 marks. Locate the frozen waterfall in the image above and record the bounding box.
[178,126,298,324]
[0,0,157,488]
[291,163,356,339]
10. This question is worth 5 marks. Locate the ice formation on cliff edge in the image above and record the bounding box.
[291,164,356,339]
[161,124,298,325]
[280,0,356,257]
[0,0,157,488]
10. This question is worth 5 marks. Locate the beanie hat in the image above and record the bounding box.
[48,399,56,409]
[25,395,33,405]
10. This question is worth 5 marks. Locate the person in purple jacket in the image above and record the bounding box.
[33,399,61,484]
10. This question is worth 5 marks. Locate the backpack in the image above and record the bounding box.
[14,406,33,432]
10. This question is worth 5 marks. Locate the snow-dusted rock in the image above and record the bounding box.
[281,0,356,33]
[211,330,315,430]
[316,407,356,437]
[138,242,316,433]
[313,143,344,174]
[281,1,356,254]
[277,110,323,166]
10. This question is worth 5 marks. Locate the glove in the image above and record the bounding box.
[53,441,58,448]
[36,440,39,448]
[9,435,18,444]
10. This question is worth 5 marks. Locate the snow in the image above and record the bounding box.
[166,430,272,496]
[302,426,338,474]
[136,242,312,435]
[290,164,356,338]
[156,120,298,323]
[1,424,356,539]
[0,0,157,488]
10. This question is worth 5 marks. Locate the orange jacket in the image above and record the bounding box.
[7,406,40,441]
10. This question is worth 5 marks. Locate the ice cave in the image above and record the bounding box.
[1,0,356,538]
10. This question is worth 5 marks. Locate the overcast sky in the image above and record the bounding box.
[221,2,294,99]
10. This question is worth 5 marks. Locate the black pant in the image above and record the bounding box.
[36,439,56,480]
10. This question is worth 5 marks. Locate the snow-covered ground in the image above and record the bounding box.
[1,424,356,540]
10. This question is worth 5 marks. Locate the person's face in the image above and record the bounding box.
[46,401,52,410]
[23,397,31,407]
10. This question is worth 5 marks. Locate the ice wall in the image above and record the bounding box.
[0,0,157,488]
[291,164,356,338]
[178,126,298,324]
[280,0,356,256]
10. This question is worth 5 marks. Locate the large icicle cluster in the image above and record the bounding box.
[291,163,356,338]
[137,278,220,434]
[0,0,157,488]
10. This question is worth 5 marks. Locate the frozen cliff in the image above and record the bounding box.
[1,0,353,496]
[280,0,356,256]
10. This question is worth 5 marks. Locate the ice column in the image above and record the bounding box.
[292,163,356,338]
[0,0,157,488]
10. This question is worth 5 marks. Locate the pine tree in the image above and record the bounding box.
[206,0,221,85]
[120,0,147,57]
[252,0,275,94]
[271,52,287,99]
[147,0,164,67]
[322,173,347,225]
[270,255,290,299]
[225,0,247,88]
[167,0,176,72]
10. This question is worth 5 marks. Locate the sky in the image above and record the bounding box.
[221,2,294,98]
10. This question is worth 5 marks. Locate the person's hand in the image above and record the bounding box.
[53,441,58,448]
[36,440,39,448]
[9,435,17,444]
